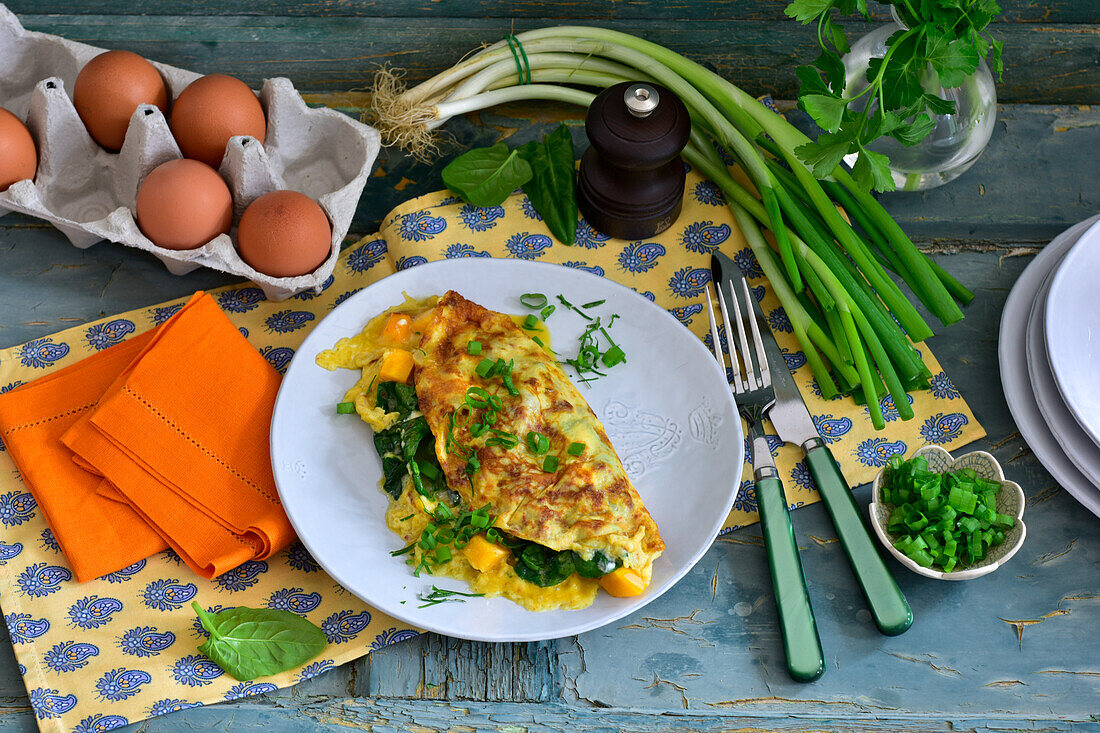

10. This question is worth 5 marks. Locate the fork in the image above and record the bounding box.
[707,279,826,683]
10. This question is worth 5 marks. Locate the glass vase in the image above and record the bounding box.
[840,8,997,191]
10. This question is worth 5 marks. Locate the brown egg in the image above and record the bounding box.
[237,190,331,277]
[136,159,233,250]
[170,74,266,169]
[0,108,37,191]
[73,50,168,151]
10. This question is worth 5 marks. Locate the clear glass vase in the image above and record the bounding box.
[841,8,997,191]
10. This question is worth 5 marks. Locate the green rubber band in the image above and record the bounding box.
[505,35,531,85]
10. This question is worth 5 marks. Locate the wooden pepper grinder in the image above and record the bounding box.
[577,81,691,240]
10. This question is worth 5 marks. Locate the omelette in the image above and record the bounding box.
[317,290,664,611]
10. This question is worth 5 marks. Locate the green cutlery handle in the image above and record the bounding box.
[804,440,913,636]
[755,474,825,683]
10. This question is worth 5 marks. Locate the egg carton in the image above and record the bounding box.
[0,3,380,300]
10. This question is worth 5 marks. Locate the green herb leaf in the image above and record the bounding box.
[924,30,979,89]
[442,142,533,207]
[798,94,849,132]
[851,148,895,193]
[517,124,578,245]
[192,602,327,681]
[784,0,835,23]
[794,132,852,178]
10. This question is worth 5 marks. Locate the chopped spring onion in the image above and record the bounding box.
[602,345,626,367]
[466,386,491,408]
[542,455,559,473]
[418,461,441,481]
[417,585,485,608]
[475,358,495,378]
[527,431,550,454]
[540,304,556,320]
[581,299,606,309]
[522,314,539,330]
[467,340,482,355]
[881,455,1013,571]
[336,401,356,414]
[520,293,548,309]
[486,429,519,449]
[567,441,585,456]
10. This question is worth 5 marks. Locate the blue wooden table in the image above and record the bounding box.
[1,2,1098,731]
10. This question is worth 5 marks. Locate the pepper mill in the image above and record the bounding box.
[577,81,691,240]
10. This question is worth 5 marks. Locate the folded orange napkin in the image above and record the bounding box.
[0,291,296,582]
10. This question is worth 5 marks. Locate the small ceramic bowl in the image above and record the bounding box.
[869,445,1027,580]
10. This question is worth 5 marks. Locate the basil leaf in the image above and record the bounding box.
[442,142,532,207]
[192,602,327,681]
[517,124,578,245]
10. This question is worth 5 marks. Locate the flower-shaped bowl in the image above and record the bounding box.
[869,445,1026,580]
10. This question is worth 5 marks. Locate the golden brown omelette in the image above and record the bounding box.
[317,290,664,611]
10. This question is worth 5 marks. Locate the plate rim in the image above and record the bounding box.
[1043,217,1100,449]
[999,215,1100,519]
[269,258,744,641]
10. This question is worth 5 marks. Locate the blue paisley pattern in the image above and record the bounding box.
[322,610,372,644]
[284,542,320,573]
[866,393,916,423]
[371,628,421,651]
[171,655,224,687]
[190,606,232,639]
[297,659,337,682]
[692,180,725,206]
[668,267,711,298]
[505,232,552,260]
[681,221,731,254]
[99,559,146,584]
[17,563,71,597]
[397,211,447,241]
[781,349,806,371]
[574,220,610,249]
[854,438,908,467]
[68,596,123,629]
[259,345,295,374]
[458,204,505,231]
[445,243,492,258]
[732,480,757,513]
[147,699,203,717]
[767,307,793,334]
[40,528,59,553]
[266,587,322,613]
[618,242,665,273]
[812,415,854,444]
[0,540,22,564]
[346,239,387,273]
[215,560,268,592]
[224,681,278,700]
[929,371,961,400]
[7,613,50,644]
[519,196,542,220]
[150,304,185,325]
[732,247,764,279]
[264,310,315,334]
[29,688,78,719]
[790,459,814,491]
[96,668,151,701]
[141,579,198,611]
[117,627,175,657]
[0,491,36,526]
[17,338,70,368]
[920,413,969,444]
[668,303,703,327]
[73,714,129,732]
[396,255,428,270]
[85,319,136,350]
[43,641,100,672]
[291,275,335,300]
[562,261,605,276]
[215,287,266,314]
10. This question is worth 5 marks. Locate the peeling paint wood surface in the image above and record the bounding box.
[1,4,1099,732]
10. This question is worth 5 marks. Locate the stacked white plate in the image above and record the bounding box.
[1000,214,1100,518]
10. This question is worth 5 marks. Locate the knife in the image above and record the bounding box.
[713,251,913,636]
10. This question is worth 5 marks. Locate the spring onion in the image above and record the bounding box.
[522,314,539,330]
[542,455,559,473]
[467,340,482,355]
[880,455,1013,571]
[336,401,356,414]
[527,431,550,454]
[475,358,495,378]
[370,28,973,429]
[567,441,585,456]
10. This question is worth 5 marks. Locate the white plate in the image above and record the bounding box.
[1000,215,1100,519]
[1025,260,1100,487]
[1045,218,1100,449]
[270,259,743,642]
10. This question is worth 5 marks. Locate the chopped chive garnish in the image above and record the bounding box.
[557,294,593,321]
[400,514,414,521]
[542,455,559,473]
[466,386,491,408]
[471,513,491,529]
[419,461,441,481]
[581,299,606,308]
[391,542,416,556]
[336,401,356,414]
[540,304,556,320]
[526,431,550,454]
[567,442,585,456]
[522,314,539,330]
[475,358,495,378]
[486,429,519,449]
[417,585,485,608]
[488,394,503,411]
[602,345,626,367]
[467,340,482,355]
[520,293,548,309]
[470,423,489,438]
[435,546,452,563]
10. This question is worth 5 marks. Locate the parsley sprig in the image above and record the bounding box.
[785,0,1003,192]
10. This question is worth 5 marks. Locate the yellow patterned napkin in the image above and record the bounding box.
[0,168,983,733]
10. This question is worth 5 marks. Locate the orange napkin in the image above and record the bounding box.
[0,291,296,582]
[0,332,168,581]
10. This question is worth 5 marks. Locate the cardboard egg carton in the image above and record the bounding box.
[0,4,380,300]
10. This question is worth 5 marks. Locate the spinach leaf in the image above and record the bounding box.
[571,550,620,578]
[517,124,578,245]
[512,543,576,587]
[192,602,327,681]
[442,142,533,207]
[375,415,435,499]
[376,381,418,419]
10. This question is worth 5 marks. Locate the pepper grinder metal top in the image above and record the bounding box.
[577,81,691,240]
